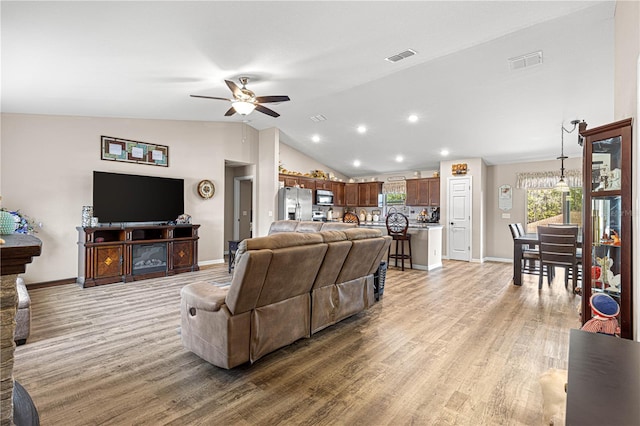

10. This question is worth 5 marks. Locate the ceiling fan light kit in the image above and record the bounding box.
[191,77,290,118]
[232,101,256,115]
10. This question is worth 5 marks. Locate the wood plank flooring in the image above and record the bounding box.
[13,261,581,425]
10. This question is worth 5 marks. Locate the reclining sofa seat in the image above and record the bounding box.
[180,225,390,369]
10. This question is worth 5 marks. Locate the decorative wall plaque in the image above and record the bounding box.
[101,136,168,167]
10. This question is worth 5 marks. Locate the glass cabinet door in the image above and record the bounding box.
[590,196,622,299]
[581,118,632,339]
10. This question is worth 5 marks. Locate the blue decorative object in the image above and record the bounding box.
[0,210,17,235]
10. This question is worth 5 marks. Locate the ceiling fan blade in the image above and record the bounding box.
[255,104,280,118]
[255,95,290,104]
[190,95,231,101]
[225,80,243,98]
[224,106,236,117]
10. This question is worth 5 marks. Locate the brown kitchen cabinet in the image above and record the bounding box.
[358,182,383,207]
[406,178,440,206]
[316,180,332,190]
[332,182,345,206]
[345,183,359,206]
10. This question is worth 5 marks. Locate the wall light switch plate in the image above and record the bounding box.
[501,213,511,219]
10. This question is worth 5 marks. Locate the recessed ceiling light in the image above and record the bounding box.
[311,135,320,143]
[353,160,361,167]
[408,114,418,123]
[357,125,367,134]
[440,149,449,156]
[396,155,404,162]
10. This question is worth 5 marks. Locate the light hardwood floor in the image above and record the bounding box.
[13,261,580,425]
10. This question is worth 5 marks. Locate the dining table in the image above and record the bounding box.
[565,329,640,425]
[512,231,582,286]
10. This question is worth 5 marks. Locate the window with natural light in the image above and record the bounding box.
[526,187,583,233]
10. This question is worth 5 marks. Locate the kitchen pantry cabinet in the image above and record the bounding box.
[406,178,440,206]
[581,118,633,339]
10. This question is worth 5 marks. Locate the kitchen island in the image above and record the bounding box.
[358,221,443,271]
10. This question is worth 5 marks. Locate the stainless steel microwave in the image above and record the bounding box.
[315,189,334,206]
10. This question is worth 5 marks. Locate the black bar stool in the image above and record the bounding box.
[386,212,412,271]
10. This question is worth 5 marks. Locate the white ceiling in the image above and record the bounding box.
[1,1,616,177]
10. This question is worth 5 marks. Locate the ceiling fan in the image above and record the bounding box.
[190,77,290,118]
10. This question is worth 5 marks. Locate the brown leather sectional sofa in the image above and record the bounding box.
[180,223,391,369]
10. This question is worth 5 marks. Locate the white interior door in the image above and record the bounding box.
[448,177,471,261]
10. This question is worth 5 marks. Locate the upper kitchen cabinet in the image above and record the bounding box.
[406,178,440,206]
[345,183,359,207]
[358,182,383,207]
[332,182,345,207]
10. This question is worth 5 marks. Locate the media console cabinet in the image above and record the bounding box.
[77,224,200,287]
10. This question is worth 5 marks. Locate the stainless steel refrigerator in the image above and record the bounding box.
[278,187,312,221]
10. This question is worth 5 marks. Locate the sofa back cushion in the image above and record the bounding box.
[320,222,357,231]
[256,243,327,307]
[295,221,323,233]
[337,229,386,283]
[227,232,327,312]
[312,231,352,290]
[226,249,273,315]
[268,220,299,234]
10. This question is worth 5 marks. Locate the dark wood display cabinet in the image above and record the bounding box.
[77,224,200,287]
[580,118,633,339]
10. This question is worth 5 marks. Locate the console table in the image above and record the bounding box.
[0,234,42,426]
[77,224,200,287]
[566,329,640,425]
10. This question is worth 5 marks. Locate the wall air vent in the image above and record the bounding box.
[508,50,543,71]
[385,49,417,63]
[309,114,327,122]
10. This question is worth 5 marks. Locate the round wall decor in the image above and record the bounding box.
[197,179,215,199]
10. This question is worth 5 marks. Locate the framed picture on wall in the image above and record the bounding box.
[100,135,169,167]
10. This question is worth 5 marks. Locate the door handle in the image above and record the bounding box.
[450,222,454,225]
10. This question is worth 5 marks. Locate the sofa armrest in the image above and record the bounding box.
[180,282,229,312]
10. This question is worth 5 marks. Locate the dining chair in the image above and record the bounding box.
[343,211,360,224]
[548,224,582,282]
[386,212,412,271]
[537,225,579,291]
[509,223,541,276]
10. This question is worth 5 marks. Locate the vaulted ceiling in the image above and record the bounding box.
[2,1,615,176]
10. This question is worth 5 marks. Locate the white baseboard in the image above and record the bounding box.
[484,257,512,263]
[199,259,225,267]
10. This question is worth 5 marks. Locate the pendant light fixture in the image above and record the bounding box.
[556,119,582,192]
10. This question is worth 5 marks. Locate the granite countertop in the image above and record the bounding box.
[357,221,442,229]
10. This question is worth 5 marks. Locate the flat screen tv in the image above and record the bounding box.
[93,171,184,224]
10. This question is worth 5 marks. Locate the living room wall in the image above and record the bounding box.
[0,113,266,284]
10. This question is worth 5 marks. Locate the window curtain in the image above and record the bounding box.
[515,169,582,189]
[382,180,406,194]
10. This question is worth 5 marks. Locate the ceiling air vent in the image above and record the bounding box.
[508,51,543,71]
[309,114,327,122]
[385,49,417,63]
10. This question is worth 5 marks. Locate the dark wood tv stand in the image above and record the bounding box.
[77,224,200,287]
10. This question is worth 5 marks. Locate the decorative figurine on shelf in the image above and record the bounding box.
[595,256,613,288]
[176,214,192,224]
[581,293,620,336]
[611,229,621,246]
